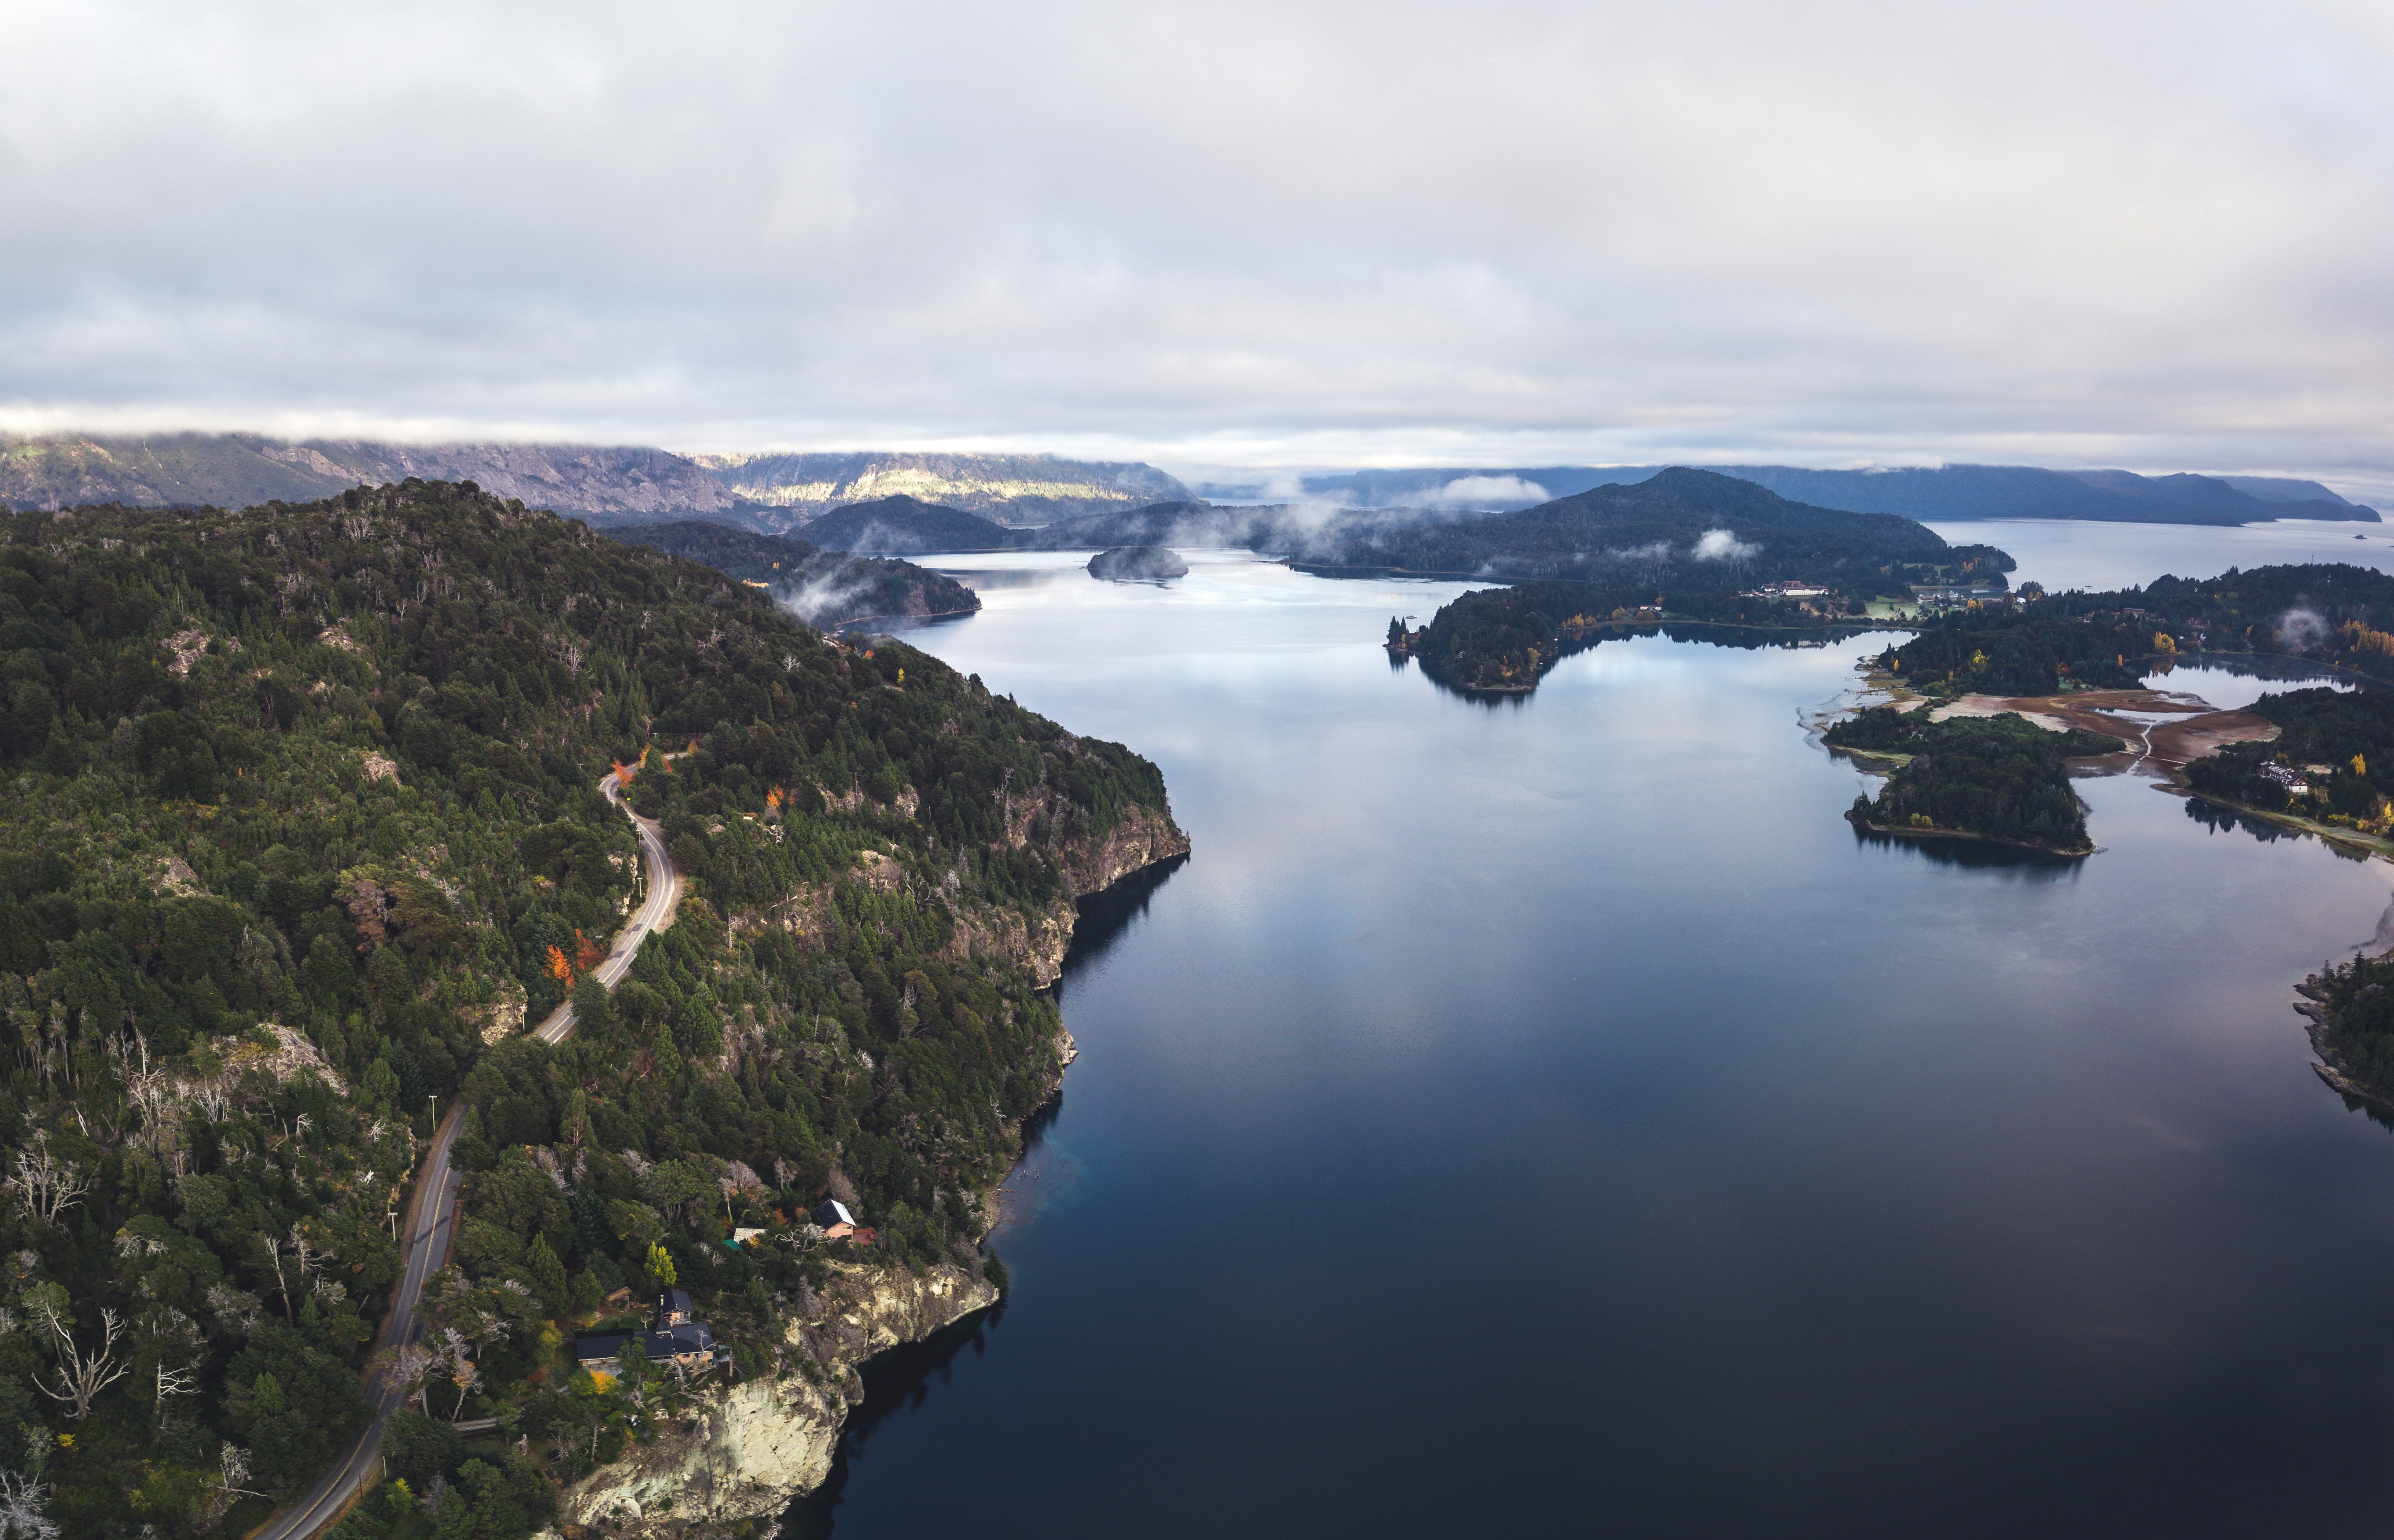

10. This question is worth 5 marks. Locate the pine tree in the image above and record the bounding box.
[526,1233,570,1319]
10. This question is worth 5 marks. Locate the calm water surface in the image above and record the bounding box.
[788,544,2394,1538]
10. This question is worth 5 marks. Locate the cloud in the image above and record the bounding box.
[3,1,2394,500]
[1394,475,1551,509]
[1692,529,1760,561]
[1610,540,1676,562]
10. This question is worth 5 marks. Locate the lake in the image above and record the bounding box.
[788,530,2394,1539]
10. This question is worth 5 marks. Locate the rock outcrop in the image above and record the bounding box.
[558,1261,997,1537]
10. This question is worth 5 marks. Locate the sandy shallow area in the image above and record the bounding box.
[1923,688,2278,773]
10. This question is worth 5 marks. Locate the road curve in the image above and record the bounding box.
[251,770,679,1540]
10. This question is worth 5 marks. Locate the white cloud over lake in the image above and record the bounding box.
[4,0,2394,497]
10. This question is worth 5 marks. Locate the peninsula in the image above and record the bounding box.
[0,481,1186,1540]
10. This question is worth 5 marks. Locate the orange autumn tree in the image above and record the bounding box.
[544,945,573,984]
[574,930,606,974]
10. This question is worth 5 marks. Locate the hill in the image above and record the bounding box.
[0,434,737,519]
[599,519,980,628]
[0,481,1182,1538]
[796,495,1015,553]
[1383,470,2008,692]
[1330,467,1977,580]
[1211,463,2379,525]
[692,451,1190,526]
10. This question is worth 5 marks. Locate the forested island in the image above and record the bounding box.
[1826,708,2122,854]
[1087,546,1187,581]
[0,481,1185,1540]
[600,520,979,628]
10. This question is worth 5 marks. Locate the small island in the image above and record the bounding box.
[1089,545,1189,581]
[1827,706,2124,855]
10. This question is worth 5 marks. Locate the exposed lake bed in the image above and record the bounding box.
[788,536,2394,1538]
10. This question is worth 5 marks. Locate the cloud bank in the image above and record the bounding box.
[4,0,2394,499]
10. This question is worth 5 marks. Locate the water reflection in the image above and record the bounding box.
[1410,621,1882,704]
[784,549,2394,1540]
[782,1304,1009,1540]
[1848,824,2090,877]
[1061,853,1187,980]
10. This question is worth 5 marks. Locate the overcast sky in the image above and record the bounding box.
[4,0,2392,496]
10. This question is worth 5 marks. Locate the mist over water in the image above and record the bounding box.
[787,548,2394,1539]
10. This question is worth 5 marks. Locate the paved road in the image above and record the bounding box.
[252,771,678,1540]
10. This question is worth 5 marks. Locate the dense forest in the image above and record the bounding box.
[1873,563,2394,698]
[1827,708,2120,854]
[788,497,1014,554]
[0,481,1180,1540]
[600,520,979,628]
[2181,688,2394,832]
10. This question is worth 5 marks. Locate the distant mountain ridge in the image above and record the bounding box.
[0,433,1189,528]
[691,450,1190,526]
[10,433,2368,529]
[0,432,736,518]
[1220,463,2378,526]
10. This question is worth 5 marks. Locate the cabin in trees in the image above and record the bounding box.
[573,1289,728,1374]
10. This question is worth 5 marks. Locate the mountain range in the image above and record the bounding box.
[1237,464,2376,525]
[3,432,2373,529]
[0,435,1190,527]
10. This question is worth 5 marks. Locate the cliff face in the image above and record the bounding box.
[558,1261,997,1536]
[1058,803,1190,897]
[939,802,1192,985]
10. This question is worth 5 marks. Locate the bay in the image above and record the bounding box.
[788,544,2394,1539]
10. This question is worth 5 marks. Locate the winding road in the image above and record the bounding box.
[252,771,679,1540]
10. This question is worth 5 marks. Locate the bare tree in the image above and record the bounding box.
[4,1136,87,1228]
[217,1446,266,1500]
[372,1342,441,1413]
[445,1352,481,1422]
[153,1359,199,1428]
[260,1224,323,1320]
[26,1301,125,1421]
[0,1469,57,1540]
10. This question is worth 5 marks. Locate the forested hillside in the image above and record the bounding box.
[788,497,1013,553]
[1874,564,2394,698]
[0,481,1181,1539]
[599,520,979,628]
[1388,472,2011,692]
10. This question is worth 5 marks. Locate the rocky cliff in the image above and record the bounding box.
[940,801,1193,985]
[557,1261,998,1536]
[557,803,1186,1537]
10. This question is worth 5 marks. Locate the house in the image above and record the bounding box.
[730,1227,766,1247]
[813,1199,856,1229]
[573,1289,729,1375]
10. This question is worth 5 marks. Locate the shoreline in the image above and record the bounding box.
[1843,809,2094,857]
[551,837,1188,1540]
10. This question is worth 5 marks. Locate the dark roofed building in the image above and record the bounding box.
[813,1199,856,1230]
[572,1287,727,1373]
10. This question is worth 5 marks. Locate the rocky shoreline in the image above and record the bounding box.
[549,822,1186,1540]
[557,1260,999,1536]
